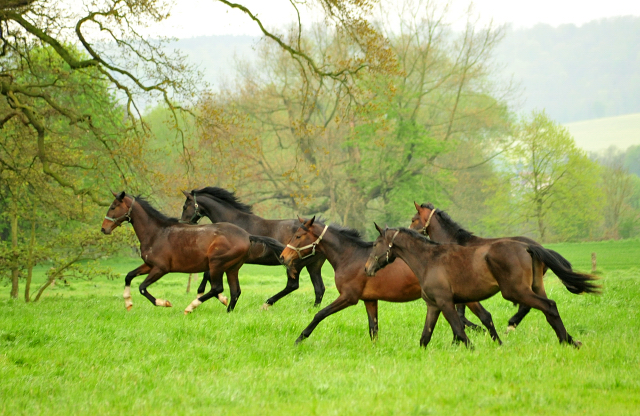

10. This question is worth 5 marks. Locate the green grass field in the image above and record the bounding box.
[1,239,639,415]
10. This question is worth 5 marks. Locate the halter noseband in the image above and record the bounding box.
[421,208,437,236]
[180,192,203,224]
[287,224,329,260]
[104,197,135,225]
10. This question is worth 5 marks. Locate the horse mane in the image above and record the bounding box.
[134,195,180,226]
[192,187,253,214]
[420,203,474,244]
[328,224,373,248]
[398,227,440,245]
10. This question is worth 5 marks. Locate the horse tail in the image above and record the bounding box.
[546,248,572,270]
[527,245,601,294]
[249,235,285,261]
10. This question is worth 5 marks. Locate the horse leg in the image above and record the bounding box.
[123,263,151,310]
[295,293,359,344]
[459,303,482,331]
[184,270,226,314]
[504,288,580,348]
[306,259,326,307]
[506,304,532,333]
[138,268,171,307]
[419,304,441,348]
[262,271,300,309]
[363,300,379,341]
[196,271,210,298]
[225,267,242,313]
[466,302,502,344]
[438,301,471,348]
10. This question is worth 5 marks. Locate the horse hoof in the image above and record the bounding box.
[218,295,228,306]
[184,310,190,315]
[505,325,516,334]
[260,303,270,311]
[573,340,582,349]
[165,300,172,307]
[126,305,133,311]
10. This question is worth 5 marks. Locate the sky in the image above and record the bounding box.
[156,0,640,38]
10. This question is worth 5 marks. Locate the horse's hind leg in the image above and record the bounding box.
[184,270,226,314]
[506,304,532,333]
[460,303,482,332]
[306,259,326,307]
[439,301,471,348]
[225,266,242,312]
[466,302,502,344]
[123,263,151,310]
[139,268,171,307]
[364,300,379,341]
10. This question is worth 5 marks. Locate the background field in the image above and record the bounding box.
[1,239,639,415]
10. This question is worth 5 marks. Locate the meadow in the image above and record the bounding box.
[1,239,639,415]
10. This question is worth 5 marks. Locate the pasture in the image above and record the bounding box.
[1,239,639,415]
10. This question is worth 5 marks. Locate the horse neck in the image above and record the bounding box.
[427,215,459,244]
[128,203,163,247]
[316,229,368,271]
[393,232,432,277]
[199,196,256,228]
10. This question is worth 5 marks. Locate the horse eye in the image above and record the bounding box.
[296,235,300,239]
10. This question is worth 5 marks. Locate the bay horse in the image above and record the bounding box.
[410,202,576,331]
[279,217,502,344]
[364,224,600,348]
[101,191,285,313]
[180,187,326,308]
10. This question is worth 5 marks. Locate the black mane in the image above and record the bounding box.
[192,187,253,214]
[397,227,440,245]
[328,224,373,248]
[134,196,180,226]
[434,210,475,244]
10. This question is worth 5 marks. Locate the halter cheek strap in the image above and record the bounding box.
[385,229,400,263]
[179,192,203,224]
[287,224,329,260]
[105,197,135,225]
[421,209,437,236]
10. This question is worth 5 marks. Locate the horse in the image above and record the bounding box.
[180,187,327,308]
[410,202,575,331]
[279,216,502,345]
[364,224,600,348]
[101,191,285,313]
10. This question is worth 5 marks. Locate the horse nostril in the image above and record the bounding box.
[101,228,106,234]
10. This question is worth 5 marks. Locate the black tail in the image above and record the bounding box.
[527,245,601,294]
[546,249,572,270]
[249,235,285,261]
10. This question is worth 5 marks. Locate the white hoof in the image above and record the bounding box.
[184,299,203,314]
[218,294,228,306]
[505,325,516,334]
[261,303,271,311]
[155,299,173,307]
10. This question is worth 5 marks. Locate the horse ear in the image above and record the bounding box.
[308,216,316,227]
[297,215,305,224]
[414,201,421,212]
[181,190,191,198]
[374,222,384,236]
[116,191,125,201]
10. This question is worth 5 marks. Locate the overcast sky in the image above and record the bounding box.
[156,0,640,38]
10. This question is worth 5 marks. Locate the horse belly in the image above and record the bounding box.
[361,262,421,302]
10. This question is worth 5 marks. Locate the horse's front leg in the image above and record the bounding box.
[123,263,152,310]
[197,271,210,298]
[138,267,171,307]
[364,300,379,341]
[184,270,227,314]
[225,266,242,312]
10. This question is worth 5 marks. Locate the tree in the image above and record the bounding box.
[504,111,602,242]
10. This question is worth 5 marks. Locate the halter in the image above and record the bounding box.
[104,197,135,225]
[180,192,203,224]
[421,208,437,236]
[371,229,400,265]
[287,224,329,260]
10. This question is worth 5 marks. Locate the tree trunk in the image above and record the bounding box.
[10,210,19,299]
[24,220,36,302]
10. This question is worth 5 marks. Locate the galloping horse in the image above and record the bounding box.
[101,191,284,312]
[279,217,502,344]
[364,225,600,348]
[410,202,576,331]
[180,187,326,307]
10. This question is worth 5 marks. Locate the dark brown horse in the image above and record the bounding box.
[180,187,326,308]
[364,225,600,348]
[101,191,284,312]
[410,202,575,331]
[279,217,502,344]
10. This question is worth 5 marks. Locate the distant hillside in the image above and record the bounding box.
[564,113,640,152]
[496,16,640,123]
